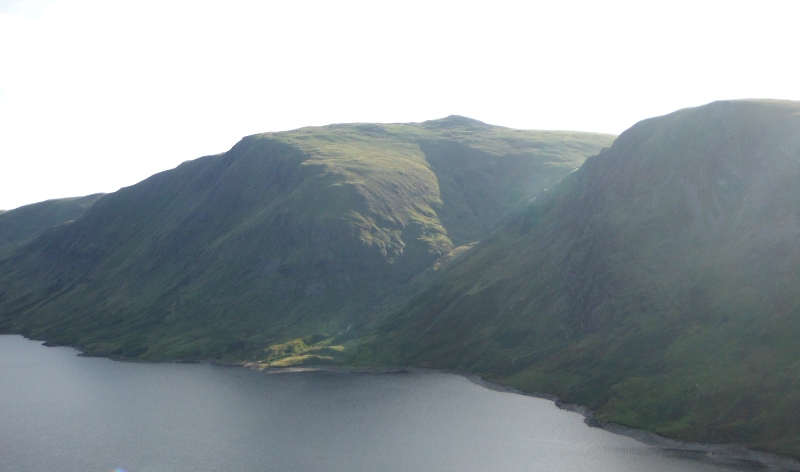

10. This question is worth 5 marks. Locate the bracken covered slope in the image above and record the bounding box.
[0,117,613,361]
[368,100,800,458]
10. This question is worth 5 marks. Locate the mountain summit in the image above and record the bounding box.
[0,119,612,360]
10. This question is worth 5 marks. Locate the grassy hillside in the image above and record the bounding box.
[367,100,800,458]
[0,117,613,361]
[0,194,104,258]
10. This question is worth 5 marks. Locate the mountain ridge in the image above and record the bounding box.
[0,118,612,361]
[4,102,800,459]
[0,194,105,258]
[366,99,800,457]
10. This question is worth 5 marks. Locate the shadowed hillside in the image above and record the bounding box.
[368,100,800,458]
[0,194,104,257]
[0,117,613,361]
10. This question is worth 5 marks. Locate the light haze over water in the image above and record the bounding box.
[0,335,763,472]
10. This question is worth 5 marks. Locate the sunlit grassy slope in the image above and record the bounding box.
[0,116,612,361]
[367,100,800,458]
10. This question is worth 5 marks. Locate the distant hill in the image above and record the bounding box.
[369,100,800,458]
[0,117,613,360]
[0,194,104,257]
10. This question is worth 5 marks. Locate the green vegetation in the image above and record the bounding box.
[0,194,104,257]
[0,116,611,364]
[256,334,351,367]
[6,102,800,459]
[366,100,800,458]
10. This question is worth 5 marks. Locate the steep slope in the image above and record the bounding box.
[370,100,800,458]
[0,194,104,258]
[0,117,613,360]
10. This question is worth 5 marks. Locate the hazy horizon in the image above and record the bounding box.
[2,0,799,210]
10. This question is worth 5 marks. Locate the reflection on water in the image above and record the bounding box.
[0,335,766,472]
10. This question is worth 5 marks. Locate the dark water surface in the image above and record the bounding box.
[0,335,764,472]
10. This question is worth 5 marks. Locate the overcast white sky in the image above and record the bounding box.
[1,0,798,210]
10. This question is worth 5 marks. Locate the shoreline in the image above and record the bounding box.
[10,334,800,471]
[244,362,800,472]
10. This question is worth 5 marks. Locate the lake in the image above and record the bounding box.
[0,335,767,472]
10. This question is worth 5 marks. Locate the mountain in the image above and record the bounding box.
[368,100,800,457]
[5,103,800,459]
[0,117,613,360]
[0,194,104,257]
